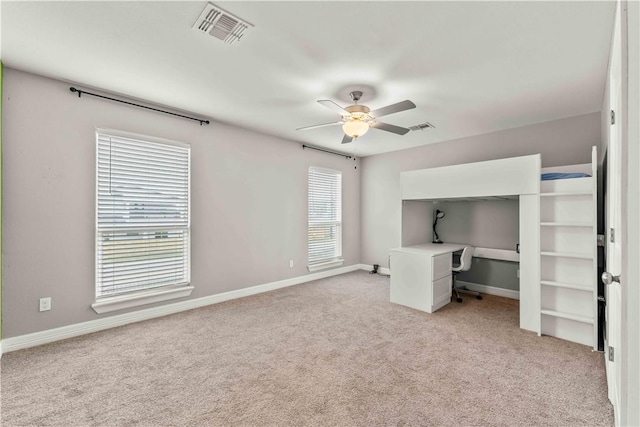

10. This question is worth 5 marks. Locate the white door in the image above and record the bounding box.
[604,2,623,417]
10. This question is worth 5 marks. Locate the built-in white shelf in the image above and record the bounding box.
[541,309,594,325]
[539,147,598,349]
[540,222,593,227]
[540,192,592,197]
[540,280,593,292]
[540,251,593,260]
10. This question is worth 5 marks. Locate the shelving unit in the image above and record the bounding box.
[539,147,598,349]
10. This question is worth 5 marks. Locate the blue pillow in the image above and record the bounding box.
[541,172,591,181]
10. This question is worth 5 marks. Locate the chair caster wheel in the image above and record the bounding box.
[456,297,463,303]
[476,295,483,300]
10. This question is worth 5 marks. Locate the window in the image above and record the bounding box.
[308,167,343,271]
[93,129,192,313]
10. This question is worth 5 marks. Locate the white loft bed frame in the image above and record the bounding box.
[400,154,541,334]
[400,148,598,348]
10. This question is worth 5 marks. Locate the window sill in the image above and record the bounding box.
[308,259,344,272]
[91,285,194,314]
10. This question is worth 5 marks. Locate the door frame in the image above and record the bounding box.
[606,1,640,425]
[605,0,623,416]
[620,1,640,425]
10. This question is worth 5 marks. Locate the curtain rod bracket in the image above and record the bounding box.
[69,86,209,126]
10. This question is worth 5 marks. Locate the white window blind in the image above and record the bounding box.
[308,167,342,267]
[96,131,190,299]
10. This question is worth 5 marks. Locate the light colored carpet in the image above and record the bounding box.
[1,271,613,426]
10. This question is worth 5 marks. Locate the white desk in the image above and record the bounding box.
[390,243,466,313]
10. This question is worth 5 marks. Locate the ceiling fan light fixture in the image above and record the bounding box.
[298,91,416,144]
[342,119,370,139]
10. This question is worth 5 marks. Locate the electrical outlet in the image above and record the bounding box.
[289,260,294,268]
[39,297,52,312]
[517,269,520,278]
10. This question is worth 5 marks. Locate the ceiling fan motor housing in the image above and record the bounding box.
[344,104,372,122]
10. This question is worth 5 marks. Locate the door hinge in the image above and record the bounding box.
[611,110,616,125]
[597,234,605,246]
[608,346,615,362]
[610,228,615,243]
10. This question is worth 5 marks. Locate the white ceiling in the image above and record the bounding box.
[1,1,615,157]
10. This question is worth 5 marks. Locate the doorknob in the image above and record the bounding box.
[601,272,621,285]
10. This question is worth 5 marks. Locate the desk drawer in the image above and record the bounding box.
[432,253,452,280]
[432,275,452,311]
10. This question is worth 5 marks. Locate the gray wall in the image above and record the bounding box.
[361,112,601,268]
[457,259,519,292]
[1,68,602,338]
[435,200,519,250]
[401,201,433,247]
[2,68,361,338]
[436,200,520,290]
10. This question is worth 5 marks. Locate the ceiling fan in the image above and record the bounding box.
[297,91,416,144]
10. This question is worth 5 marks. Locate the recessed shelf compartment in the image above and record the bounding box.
[541,193,593,223]
[540,226,594,255]
[541,176,593,194]
[541,256,593,285]
[541,314,595,347]
[541,285,593,318]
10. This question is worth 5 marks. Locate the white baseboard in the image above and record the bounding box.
[456,280,520,300]
[1,264,367,355]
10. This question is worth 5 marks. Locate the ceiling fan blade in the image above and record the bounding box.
[370,121,411,135]
[296,121,343,131]
[318,100,349,115]
[370,100,416,118]
[341,134,353,144]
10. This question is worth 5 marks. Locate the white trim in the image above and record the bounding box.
[307,258,344,272]
[456,280,520,300]
[1,264,363,355]
[96,127,190,150]
[308,165,342,175]
[91,286,195,314]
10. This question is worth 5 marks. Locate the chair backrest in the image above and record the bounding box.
[453,246,475,273]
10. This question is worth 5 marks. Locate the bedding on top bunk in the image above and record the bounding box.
[541,172,592,181]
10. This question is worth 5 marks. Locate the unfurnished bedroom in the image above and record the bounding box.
[0,1,639,426]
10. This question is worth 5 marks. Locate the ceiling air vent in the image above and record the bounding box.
[192,2,253,45]
[409,121,435,131]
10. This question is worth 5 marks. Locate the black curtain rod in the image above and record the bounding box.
[302,144,353,160]
[69,87,210,126]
